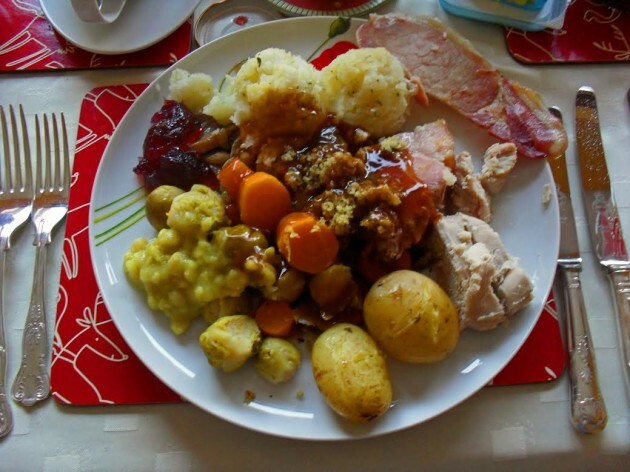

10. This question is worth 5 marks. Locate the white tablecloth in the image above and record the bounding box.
[1,1,629,471]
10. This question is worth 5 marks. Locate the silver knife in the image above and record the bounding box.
[576,86,630,397]
[549,107,607,433]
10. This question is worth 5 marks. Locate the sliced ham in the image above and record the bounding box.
[357,14,568,160]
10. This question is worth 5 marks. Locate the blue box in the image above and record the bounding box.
[495,0,548,11]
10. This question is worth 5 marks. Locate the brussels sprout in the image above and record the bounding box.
[199,315,261,372]
[145,185,184,231]
[254,337,301,384]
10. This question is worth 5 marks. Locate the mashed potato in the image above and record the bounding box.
[124,185,276,334]
[203,48,322,126]
[196,46,414,137]
[320,48,416,136]
[168,69,214,114]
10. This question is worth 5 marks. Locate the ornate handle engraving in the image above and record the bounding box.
[12,244,50,406]
[609,270,630,394]
[560,266,607,433]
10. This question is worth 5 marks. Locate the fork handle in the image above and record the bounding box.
[0,249,14,438]
[12,244,50,406]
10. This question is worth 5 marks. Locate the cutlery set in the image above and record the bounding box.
[551,87,630,434]
[0,106,70,439]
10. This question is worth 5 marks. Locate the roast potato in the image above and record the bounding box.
[363,270,459,363]
[311,323,392,422]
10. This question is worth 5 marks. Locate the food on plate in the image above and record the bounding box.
[308,264,361,315]
[363,270,459,363]
[254,337,302,384]
[199,314,262,372]
[391,119,456,206]
[134,100,233,191]
[254,300,296,337]
[479,143,518,195]
[276,212,340,274]
[203,48,323,127]
[167,69,214,114]
[238,171,293,232]
[424,213,534,331]
[204,47,416,137]
[260,268,305,302]
[319,47,417,136]
[445,143,516,223]
[124,41,539,422]
[145,184,185,230]
[123,184,277,334]
[311,323,392,422]
[356,13,568,159]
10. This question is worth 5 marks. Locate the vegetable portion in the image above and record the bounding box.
[312,323,392,423]
[276,212,339,274]
[238,171,292,232]
[254,300,295,337]
[199,315,262,372]
[363,270,460,363]
[254,337,301,384]
[218,157,252,201]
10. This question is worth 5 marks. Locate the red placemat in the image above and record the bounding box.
[0,0,192,72]
[50,83,565,405]
[504,0,630,64]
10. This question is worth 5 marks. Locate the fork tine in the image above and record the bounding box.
[19,105,32,195]
[8,106,20,193]
[43,114,52,193]
[61,113,70,195]
[34,114,42,194]
[51,114,61,192]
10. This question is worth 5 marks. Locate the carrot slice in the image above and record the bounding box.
[218,158,253,201]
[276,212,339,274]
[254,300,295,337]
[238,171,292,232]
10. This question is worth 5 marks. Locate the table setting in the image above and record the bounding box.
[0,0,629,470]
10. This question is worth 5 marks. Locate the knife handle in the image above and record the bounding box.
[558,266,608,433]
[609,269,630,395]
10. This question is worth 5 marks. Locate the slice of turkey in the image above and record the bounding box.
[425,213,533,331]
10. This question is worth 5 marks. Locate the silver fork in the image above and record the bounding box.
[0,105,33,438]
[11,113,69,407]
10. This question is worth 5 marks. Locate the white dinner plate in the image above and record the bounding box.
[89,16,560,440]
[39,0,200,55]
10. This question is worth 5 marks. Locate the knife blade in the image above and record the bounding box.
[548,107,607,433]
[575,86,630,397]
